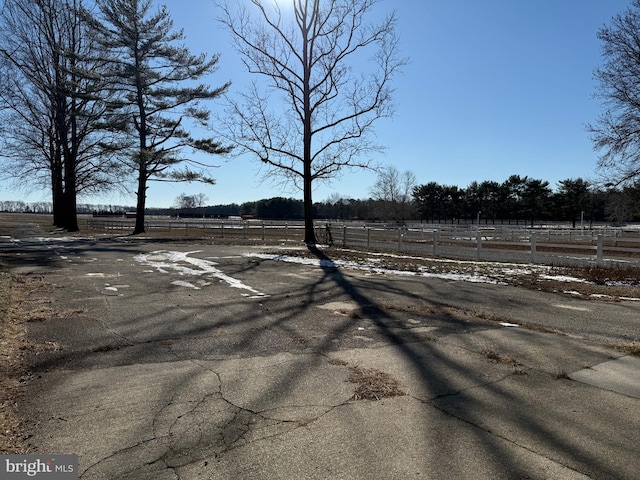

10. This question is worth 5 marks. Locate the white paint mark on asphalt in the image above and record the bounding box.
[172,280,201,290]
[135,250,268,297]
[553,304,590,312]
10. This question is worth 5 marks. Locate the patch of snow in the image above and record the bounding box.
[135,250,267,297]
[86,273,106,277]
[540,274,588,283]
[500,322,520,327]
[244,253,505,284]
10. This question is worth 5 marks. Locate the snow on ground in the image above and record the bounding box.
[244,252,507,284]
[242,251,592,286]
[134,250,268,298]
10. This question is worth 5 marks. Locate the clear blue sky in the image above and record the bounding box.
[1,0,632,208]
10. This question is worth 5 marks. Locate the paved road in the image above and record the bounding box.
[2,227,639,479]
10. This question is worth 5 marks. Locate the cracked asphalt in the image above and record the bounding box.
[2,224,640,479]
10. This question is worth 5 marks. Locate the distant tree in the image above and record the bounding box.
[523,179,551,227]
[413,182,443,222]
[255,197,304,219]
[240,201,257,217]
[369,166,416,223]
[589,0,640,186]
[174,193,197,210]
[477,181,501,223]
[556,178,591,228]
[219,0,406,244]
[464,181,482,223]
[501,175,528,224]
[87,0,232,234]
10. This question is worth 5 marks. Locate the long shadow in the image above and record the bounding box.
[303,245,625,479]
[15,235,631,478]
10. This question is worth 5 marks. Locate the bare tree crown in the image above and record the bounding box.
[219,0,405,186]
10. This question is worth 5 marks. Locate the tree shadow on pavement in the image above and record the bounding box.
[15,238,635,479]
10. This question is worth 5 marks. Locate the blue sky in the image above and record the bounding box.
[1,0,632,208]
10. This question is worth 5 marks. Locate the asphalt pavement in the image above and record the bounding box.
[2,225,640,479]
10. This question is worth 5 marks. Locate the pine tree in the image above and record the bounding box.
[88,0,231,234]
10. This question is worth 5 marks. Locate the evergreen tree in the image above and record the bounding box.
[87,0,232,234]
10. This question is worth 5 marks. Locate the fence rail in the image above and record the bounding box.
[82,217,640,267]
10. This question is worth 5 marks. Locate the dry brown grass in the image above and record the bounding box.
[0,271,28,453]
[347,366,405,401]
[481,347,526,374]
[613,342,640,356]
[0,270,70,453]
[327,357,349,366]
[560,265,640,286]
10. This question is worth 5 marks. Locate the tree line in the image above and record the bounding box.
[182,175,640,225]
[3,176,640,226]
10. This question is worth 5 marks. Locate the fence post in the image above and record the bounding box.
[185,222,188,237]
[262,223,265,241]
[397,228,403,251]
[597,234,603,266]
[221,222,225,239]
[367,228,371,249]
[433,230,439,256]
[243,222,247,240]
[285,223,288,242]
[476,230,482,261]
[530,232,536,263]
[342,225,347,247]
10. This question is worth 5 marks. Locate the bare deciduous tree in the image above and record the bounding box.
[0,0,122,231]
[218,0,406,244]
[589,0,640,186]
[369,166,415,223]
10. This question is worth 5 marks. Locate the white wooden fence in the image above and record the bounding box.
[84,217,640,267]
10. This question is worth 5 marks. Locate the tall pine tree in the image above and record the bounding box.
[87,0,231,234]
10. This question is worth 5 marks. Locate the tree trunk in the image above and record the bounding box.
[51,153,64,228]
[61,189,79,232]
[301,9,316,246]
[133,165,147,234]
[303,163,315,244]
